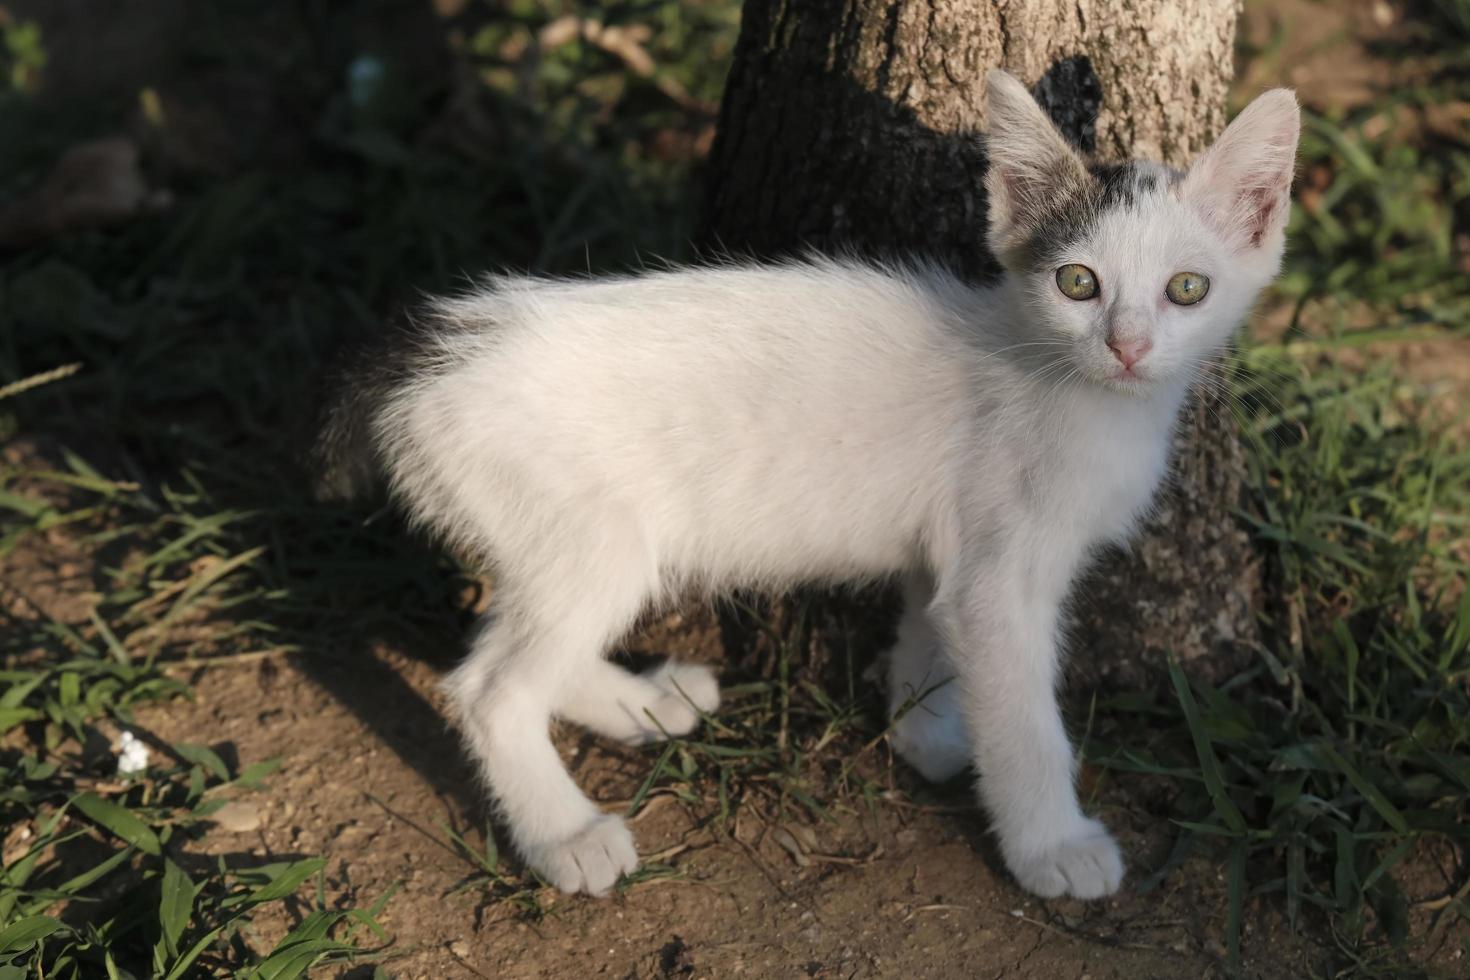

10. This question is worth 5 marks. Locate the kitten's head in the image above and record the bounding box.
[982,70,1299,394]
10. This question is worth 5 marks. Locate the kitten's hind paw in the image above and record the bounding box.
[628,661,721,744]
[527,815,639,896]
[890,698,970,783]
[1005,817,1124,900]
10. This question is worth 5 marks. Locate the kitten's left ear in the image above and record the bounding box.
[1181,89,1300,255]
[983,70,1092,266]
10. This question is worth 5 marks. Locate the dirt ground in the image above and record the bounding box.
[8,0,1470,977]
[135,616,1320,980]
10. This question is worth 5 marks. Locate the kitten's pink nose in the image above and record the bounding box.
[1107,334,1152,370]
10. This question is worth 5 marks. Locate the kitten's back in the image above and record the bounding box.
[327,258,986,585]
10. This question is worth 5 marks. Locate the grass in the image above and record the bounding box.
[0,465,397,977]
[624,596,900,829]
[1,0,1468,976]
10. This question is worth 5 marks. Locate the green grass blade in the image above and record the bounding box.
[1317,745,1409,834]
[1169,658,1247,834]
[71,792,161,856]
[0,915,64,955]
[243,858,327,905]
[157,858,195,960]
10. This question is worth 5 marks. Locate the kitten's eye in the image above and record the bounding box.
[1055,264,1099,301]
[1166,271,1210,306]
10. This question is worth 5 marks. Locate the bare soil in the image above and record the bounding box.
[136,614,1319,980]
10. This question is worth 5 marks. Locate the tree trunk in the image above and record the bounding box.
[702,0,1258,685]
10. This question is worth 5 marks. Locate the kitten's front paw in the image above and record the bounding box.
[627,661,721,744]
[526,814,639,896]
[1005,817,1124,900]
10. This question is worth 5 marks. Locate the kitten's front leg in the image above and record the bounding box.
[938,553,1123,900]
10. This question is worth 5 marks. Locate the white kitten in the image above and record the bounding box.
[316,71,1299,900]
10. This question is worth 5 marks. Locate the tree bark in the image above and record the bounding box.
[702,0,1258,685]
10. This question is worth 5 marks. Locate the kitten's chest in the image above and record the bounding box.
[1032,396,1176,541]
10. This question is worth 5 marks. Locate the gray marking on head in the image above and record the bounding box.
[1012,160,1183,270]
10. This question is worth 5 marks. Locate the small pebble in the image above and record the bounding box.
[212,800,263,833]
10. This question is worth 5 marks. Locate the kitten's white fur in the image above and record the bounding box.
[337,72,1299,899]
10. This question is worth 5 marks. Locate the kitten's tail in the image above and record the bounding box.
[312,319,424,502]
[311,356,385,502]
[312,298,484,503]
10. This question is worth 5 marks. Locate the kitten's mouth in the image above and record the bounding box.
[1104,366,1152,390]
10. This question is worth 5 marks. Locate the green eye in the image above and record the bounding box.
[1055,264,1099,301]
[1166,271,1210,305]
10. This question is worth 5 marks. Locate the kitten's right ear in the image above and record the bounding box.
[983,70,1091,264]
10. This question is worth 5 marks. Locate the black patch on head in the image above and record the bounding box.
[1090,163,1136,210]
[1089,161,1177,210]
[1010,161,1180,271]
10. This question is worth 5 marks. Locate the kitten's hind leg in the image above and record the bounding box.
[445,549,655,897]
[556,659,721,745]
[887,573,970,783]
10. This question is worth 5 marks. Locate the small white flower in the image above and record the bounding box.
[116,731,150,776]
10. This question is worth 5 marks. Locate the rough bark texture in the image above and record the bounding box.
[702,0,1260,686]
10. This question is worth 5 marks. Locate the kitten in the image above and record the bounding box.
[316,71,1299,900]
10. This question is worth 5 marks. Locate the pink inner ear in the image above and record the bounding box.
[1247,186,1278,247]
[1188,164,1292,253]
[1184,90,1300,252]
